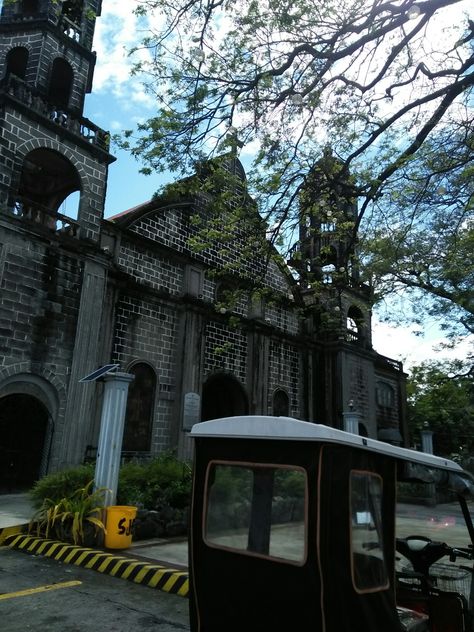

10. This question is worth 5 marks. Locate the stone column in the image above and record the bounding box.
[175,309,205,460]
[94,372,134,506]
[60,260,106,466]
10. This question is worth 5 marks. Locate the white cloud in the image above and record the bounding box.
[372,319,473,372]
[108,119,123,131]
[91,1,157,111]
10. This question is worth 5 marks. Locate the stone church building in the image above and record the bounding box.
[0,0,407,490]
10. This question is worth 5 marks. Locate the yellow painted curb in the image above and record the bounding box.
[4,534,189,597]
[0,524,27,545]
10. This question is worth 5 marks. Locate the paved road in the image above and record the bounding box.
[0,548,190,631]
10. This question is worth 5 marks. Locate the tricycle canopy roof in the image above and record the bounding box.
[191,416,474,499]
[190,415,465,475]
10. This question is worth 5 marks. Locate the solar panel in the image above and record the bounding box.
[79,364,120,383]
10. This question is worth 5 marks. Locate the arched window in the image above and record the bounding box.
[18,148,81,217]
[320,245,337,284]
[346,305,364,343]
[5,47,29,80]
[215,282,238,313]
[122,363,156,452]
[376,382,395,408]
[48,58,74,110]
[273,389,290,417]
[322,263,336,284]
[21,0,39,16]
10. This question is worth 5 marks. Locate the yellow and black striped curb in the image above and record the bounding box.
[4,534,189,598]
[0,524,27,545]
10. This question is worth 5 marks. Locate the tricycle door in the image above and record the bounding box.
[318,445,401,632]
[189,440,321,631]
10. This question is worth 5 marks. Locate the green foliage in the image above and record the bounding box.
[119,0,474,342]
[29,464,94,509]
[117,452,192,510]
[407,359,474,457]
[30,480,107,546]
[361,131,474,339]
[30,454,192,515]
[274,469,305,498]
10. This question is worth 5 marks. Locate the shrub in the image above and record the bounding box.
[29,464,94,509]
[29,453,192,513]
[30,480,107,546]
[117,453,192,510]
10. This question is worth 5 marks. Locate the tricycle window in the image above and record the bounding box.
[204,461,307,564]
[350,470,389,593]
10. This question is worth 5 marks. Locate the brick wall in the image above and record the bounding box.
[204,320,248,382]
[111,293,179,453]
[117,241,184,295]
[268,340,302,417]
[0,234,82,374]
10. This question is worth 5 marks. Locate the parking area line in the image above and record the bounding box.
[0,580,82,601]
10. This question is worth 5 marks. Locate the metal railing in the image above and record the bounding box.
[1,75,111,151]
[12,197,80,238]
[1,11,86,46]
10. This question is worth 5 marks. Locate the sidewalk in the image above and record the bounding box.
[0,493,33,529]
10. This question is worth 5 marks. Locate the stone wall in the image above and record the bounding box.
[0,228,81,377]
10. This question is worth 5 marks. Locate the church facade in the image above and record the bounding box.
[0,0,407,490]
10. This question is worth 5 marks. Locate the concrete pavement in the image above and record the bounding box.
[0,493,190,596]
[0,546,190,631]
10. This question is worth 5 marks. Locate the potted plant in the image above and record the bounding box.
[30,480,107,547]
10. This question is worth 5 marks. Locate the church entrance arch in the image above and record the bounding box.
[201,374,248,421]
[0,393,50,492]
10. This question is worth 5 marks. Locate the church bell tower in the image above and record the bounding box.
[0,0,113,241]
[0,0,117,471]
[289,150,377,432]
[290,150,373,347]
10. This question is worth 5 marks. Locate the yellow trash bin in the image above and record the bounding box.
[104,505,137,549]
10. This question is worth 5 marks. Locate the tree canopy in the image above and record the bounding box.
[407,359,474,457]
[120,0,474,343]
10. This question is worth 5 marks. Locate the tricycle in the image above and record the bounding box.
[188,416,474,631]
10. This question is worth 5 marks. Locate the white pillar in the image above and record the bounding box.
[420,426,436,505]
[94,372,134,506]
[343,410,362,435]
[420,428,434,455]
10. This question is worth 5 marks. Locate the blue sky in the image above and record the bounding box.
[83,2,163,216]
[83,1,473,368]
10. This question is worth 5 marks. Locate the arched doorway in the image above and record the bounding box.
[201,374,248,421]
[0,394,49,491]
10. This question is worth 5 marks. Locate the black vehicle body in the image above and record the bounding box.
[188,416,474,632]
